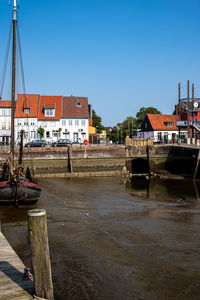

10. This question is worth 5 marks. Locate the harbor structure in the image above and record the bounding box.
[176,81,200,143]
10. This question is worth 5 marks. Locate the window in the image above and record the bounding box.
[69,120,73,126]
[30,119,35,125]
[52,130,58,137]
[145,122,147,129]
[164,132,168,141]
[46,131,50,138]
[44,108,55,117]
[31,131,36,139]
[2,110,6,116]
[24,108,30,114]
[24,120,28,126]
[18,121,22,125]
[2,124,6,129]
[76,102,82,107]
[158,132,162,140]
[81,120,86,126]
[164,122,173,127]
[81,132,86,140]
[62,120,66,126]
[75,120,79,126]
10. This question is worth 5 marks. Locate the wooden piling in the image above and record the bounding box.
[27,209,54,300]
[193,149,200,180]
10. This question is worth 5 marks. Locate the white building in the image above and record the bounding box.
[0,94,90,144]
[137,113,187,143]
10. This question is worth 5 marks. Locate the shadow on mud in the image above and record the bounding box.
[125,176,200,203]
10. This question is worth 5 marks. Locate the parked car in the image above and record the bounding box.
[25,140,47,147]
[52,139,71,147]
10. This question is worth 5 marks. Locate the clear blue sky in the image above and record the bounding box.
[0,0,200,126]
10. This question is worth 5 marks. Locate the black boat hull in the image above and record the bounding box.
[0,180,41,204]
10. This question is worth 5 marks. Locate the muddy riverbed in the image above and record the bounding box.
[1,177,200,300]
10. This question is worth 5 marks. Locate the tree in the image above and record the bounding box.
[92,110,104,133]
[107,126,119,142]
[117,116,137,140]
[58,128,62,137]
[37,127,45,139]
[136,107,161,127]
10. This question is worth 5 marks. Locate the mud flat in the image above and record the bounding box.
[1,177,200,299]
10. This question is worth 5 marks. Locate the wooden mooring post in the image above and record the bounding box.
[27,209,54,300]
[193,149,200,180]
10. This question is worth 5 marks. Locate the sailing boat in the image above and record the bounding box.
[0,0,41,205]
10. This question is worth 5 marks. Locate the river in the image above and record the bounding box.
[1,176,200,300]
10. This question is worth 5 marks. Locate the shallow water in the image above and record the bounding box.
[1,177,200,299]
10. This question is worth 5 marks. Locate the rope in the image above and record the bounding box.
[16,20,26,95]
[0,23,12,100]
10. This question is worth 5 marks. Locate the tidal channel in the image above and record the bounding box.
[1,177,200,300]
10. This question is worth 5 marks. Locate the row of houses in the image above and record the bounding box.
[0,94,92,145]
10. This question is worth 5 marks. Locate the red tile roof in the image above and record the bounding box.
[147,114,178,130]
[38,95,62,120]
[62,97,89,118]
[15,94,39,118]
[0,101,12,108]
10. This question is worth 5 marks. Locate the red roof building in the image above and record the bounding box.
[144,114,178,131]
[138,113,185,143]
[15,94,39,118]
[62,97,89,119]
[38,95,62,121]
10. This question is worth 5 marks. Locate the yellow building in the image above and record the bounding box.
[89,126,96,134]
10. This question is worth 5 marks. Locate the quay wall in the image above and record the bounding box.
[126,144,199,179]
[0,146,127,176]
[0,145,199,178]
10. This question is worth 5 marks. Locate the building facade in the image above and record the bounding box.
[137,114,185,143]
[0,94,90,145]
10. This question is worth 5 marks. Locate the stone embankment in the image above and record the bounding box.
[0,145,127,177]
[0,144,199,179]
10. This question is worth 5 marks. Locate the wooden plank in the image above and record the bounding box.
[0,232,34,300]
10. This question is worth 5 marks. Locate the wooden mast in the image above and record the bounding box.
[11,0,17,164]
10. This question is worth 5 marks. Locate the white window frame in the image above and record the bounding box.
[24,108,30,114]
[44,108,55,117]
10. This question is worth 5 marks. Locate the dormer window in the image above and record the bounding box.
[24,108,30,114]
[44,108,55,117]
[76,102,82,107]
[164,122,173,127]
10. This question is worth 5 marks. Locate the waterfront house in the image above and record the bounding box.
[137,114,181,143]
[61,96,89,143]
[15,94,39,143]
[37,95,62,143]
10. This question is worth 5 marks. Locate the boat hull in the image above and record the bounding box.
[0,180,41,204]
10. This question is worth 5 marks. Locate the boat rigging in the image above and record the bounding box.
[0,0,41,206]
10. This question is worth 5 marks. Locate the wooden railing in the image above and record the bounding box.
[125,138,153,146]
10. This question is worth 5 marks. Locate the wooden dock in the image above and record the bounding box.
[0,231,34,300]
